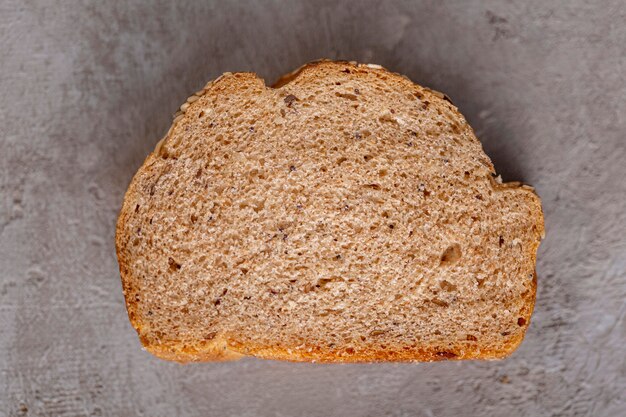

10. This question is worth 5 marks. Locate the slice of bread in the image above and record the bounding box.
[116,60,544,362]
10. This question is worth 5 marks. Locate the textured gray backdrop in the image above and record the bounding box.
[1,1,625,416]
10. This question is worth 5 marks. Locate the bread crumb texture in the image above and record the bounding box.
[116,60,544,362]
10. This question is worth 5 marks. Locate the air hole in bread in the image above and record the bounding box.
[379,113,397,124]
[439,280,457,292]
[168,257,182,272]
[440,244,462,266]
[317,276,342,289]
[335,92,358,101]
[431,298,448,307]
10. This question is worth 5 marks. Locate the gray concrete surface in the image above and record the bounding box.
[1,1,625,416]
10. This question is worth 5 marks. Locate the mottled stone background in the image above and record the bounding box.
[1,1,624,416]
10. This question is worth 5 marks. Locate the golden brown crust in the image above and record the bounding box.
[116,153,158,338]
[116,60,545,362]
[144,335,244,362]
[139,333,526,363]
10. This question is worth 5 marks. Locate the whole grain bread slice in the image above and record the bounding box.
[116,60,544,362]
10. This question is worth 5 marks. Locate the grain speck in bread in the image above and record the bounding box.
[116,60,544,362]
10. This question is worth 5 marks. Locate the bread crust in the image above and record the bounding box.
[116,60,544,363]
